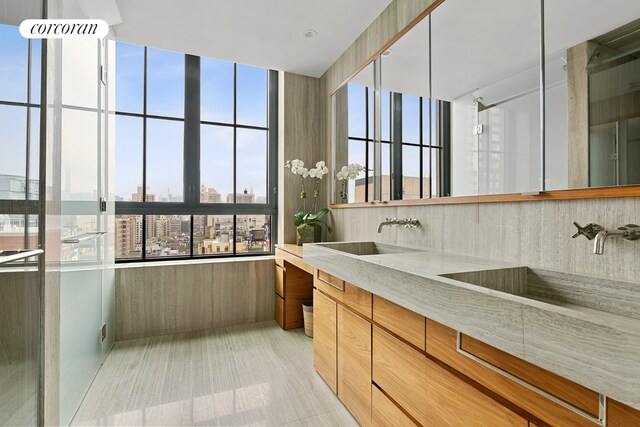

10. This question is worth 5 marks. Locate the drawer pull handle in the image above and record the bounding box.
[317,276,344,292]
[456,332,607,426]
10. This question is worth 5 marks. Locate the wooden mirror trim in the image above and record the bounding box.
[328,0,640,209]
[329,185,640,208]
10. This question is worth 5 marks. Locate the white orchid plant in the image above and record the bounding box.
[336,163,365,203]
[284,159,330,229]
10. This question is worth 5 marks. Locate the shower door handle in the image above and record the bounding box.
[61,231,108,244]
[0,249,44,265]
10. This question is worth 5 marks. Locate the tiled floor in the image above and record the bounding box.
[71,321,356,426]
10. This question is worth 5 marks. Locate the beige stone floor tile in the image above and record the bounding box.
[71,321,354,427]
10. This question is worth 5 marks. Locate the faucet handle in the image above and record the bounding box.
[619,224,640,241]
[572,222,604,240]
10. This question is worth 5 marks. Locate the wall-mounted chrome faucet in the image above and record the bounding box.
[377,218,421,233]
[572,222,640,255]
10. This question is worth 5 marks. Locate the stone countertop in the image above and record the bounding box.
[303,241,640,411]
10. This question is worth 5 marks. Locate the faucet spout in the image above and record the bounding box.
[377,219,394,233]
[593,230,609,255]
[593,228,632,255]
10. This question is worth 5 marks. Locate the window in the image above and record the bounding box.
[346,83,449,202]
[114,43,277,261]
[0,24,41,252]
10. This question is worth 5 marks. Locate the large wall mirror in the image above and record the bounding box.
[330,0,640,205]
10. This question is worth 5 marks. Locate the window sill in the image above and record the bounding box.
[115,255,275,269]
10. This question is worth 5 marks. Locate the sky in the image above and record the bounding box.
[0,24,269,204]
[0,24,40,190]
[115,41,268,202]
[1,23,430,204]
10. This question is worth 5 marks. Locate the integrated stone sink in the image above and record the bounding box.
[318,241,416,256]
[304,241,640,409]
[441,267,640,321]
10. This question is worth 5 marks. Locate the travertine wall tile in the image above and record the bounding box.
[116,260,275,340]
[279,73,325,245]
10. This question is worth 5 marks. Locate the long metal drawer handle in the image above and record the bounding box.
[0,249,44,265]
[317,276,344,292]
[456,332,607,426]
[62,231,107,244]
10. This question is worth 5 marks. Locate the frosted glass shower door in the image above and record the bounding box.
[58,37,115,426]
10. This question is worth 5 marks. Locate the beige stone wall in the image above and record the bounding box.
[115,259,275,340]
[278,72,326,244]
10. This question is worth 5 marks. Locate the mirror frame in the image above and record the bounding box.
[328,0,640,208]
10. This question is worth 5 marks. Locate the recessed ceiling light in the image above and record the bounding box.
[382,49,393,57]
[301,29,318,39]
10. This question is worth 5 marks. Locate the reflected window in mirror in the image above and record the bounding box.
[342,89,450,203]
[331,0,640,206]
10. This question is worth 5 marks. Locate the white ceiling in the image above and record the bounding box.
[111,0,392,77]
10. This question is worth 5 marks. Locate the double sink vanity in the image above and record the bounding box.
[288,241,640,426]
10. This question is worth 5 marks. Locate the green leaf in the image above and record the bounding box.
[293,211,305,226]
[293,208,331,227]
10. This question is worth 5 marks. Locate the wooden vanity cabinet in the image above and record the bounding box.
[608,399,640,426]
[315,271,372,319]
[372,326,526,427]
[313,289,337,393]
[313,271,373,426]
[425,319,602,427]
[372,295,425,351]
[274,245,313,330]
[312,271,640,427]
[337,305,372,426]
[372,385,418,427]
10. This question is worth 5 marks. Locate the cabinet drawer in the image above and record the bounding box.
[313,289,337,393]
[373,295,425,350]
[338,305,372,426]
[317,270,345,291]
[608,399,640,427]
[275,264,284,297]
[372,385,417,427]
[314,274,372,319]
[373,326,526,427]
[372,326,430,423]
[426,319,601,427]
[275,295,284,328]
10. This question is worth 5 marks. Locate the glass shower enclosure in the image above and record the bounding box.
[0,13,44,426]
[1,0,116,424]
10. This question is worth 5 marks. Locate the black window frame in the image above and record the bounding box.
[115,44,278,263]
[347,86,450,202]
[0,27,41,252]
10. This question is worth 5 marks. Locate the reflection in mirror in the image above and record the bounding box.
[380,16,441,201]
[332,61,373,204]
[432,0,542,196]
[331,0,640,205]
[544,1,640,190]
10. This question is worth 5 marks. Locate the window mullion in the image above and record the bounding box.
[419,97,424,199]
[184,54,201,208]
[391,92,403,200]
[233,63,238,205]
